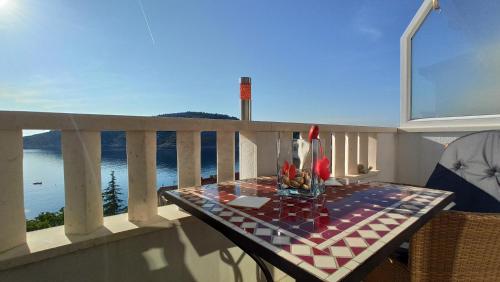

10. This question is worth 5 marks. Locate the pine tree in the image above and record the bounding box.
[102,171,125,216]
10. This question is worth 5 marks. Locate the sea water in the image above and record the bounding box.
[23,147,238,219]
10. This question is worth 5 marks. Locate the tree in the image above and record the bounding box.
[26,208,64,231]
[102,171,126,216]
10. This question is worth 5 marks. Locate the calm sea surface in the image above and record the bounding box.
[23,148,238,219]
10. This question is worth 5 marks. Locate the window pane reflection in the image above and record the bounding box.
[411,0,500,119]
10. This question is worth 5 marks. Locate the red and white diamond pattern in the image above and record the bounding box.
[170,178,452,281]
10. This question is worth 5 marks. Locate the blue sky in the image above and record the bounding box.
[0,0,422,126]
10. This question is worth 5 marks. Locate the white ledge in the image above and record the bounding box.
[0,205,191,271]
[344,170,381,180]
[0,110,397,133]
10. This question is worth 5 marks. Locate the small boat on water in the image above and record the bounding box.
[33,181,42,185]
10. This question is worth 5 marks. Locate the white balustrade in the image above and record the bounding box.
[127,131,158,223]
[0,130,26,252]
[358,133,369,168]
[256,132,279,176]
[176,131,201,188]
[61,130,103,235]
[239,131,257,180]
[332,132,346,177]
[368,133,378,170]
[346,132,358,175]
[216,131,235,183]
[0,110,396,250]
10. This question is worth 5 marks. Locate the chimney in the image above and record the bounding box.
[240,77,251,121]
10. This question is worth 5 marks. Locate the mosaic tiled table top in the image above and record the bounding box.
[163,177,453,281]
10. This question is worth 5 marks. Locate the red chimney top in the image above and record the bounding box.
[240,77,251,100]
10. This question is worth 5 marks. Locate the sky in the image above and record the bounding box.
[0,0,423,127]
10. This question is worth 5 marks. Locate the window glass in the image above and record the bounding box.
[411,0,500,119]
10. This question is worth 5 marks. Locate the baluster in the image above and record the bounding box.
[239,131,257,180]
[127,131,157,223]
[358,133,369,169]
[332,132,346,177]
[368,133,378,170]
[346,132,358,175]
[0,129,26,252]
[176,131,201,188]
[62,130,103,234]
[256,132,278,176]
[217,131,235,183]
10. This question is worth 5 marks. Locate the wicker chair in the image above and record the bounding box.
[365,211,500,282]
[410,211,500,281]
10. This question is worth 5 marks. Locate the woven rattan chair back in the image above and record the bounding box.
[410,211,500,281]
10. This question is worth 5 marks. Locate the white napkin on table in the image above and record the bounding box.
[227,196,270,209]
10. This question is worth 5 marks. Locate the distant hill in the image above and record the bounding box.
[23,112,239,150]
[158,112,238,120]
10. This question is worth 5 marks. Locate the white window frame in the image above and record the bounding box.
[400,0,500,132]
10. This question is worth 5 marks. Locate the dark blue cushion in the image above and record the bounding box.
[427,163,500,213]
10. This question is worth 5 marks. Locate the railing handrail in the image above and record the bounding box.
[0,110,397,133]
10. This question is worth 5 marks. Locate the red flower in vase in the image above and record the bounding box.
[288,164,297,179]
[281,161,297,179]
[315,156,330,181]
[281,160,289,175]
[308,125,319,142]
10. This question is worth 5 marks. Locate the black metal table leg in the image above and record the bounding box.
[248,251,273,282]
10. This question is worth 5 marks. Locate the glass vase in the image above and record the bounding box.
[277,136,325,198]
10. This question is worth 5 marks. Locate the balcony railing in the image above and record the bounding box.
[0,110,397,254]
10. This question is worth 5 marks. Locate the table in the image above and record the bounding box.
[163,177,454,281]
